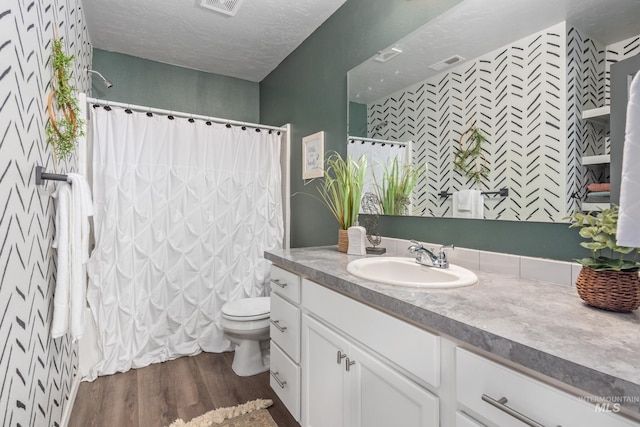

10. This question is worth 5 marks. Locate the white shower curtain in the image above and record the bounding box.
[347,139,411,201]
[86,107,283,377]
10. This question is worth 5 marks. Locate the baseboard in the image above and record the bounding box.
[60,375,81,427]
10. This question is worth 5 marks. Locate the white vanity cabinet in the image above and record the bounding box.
[269,265,302,421]
[268,259,640,427]
[456,348,639,427]
[301,278,440,427]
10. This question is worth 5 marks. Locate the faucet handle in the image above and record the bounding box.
[408,240,424,252]
[435,244,454,268]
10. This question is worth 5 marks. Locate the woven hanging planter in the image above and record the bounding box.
[575,267,640,312]
[338,229,349,253]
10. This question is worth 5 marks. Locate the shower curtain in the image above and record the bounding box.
[86,107,283,377]
[347,139,411,205]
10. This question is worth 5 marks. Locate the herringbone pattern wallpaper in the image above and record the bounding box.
[369,23,568,221]
[566,27,605,215]
[368,24,640,221]
[0,1,91,426]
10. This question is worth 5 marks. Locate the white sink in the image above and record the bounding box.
[346,257,478,289]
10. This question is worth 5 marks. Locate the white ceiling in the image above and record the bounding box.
[349,0,640,104]
[84,0,347,82]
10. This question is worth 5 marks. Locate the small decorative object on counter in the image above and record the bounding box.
[347,224,367,255]
[567,205,640,312]
[361,192,386,255]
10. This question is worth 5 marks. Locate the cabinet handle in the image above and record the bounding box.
[270,370,287,389]
[270,319,287,332]
[481,394,546,427]
[271,279,287,288]
[337,350,347,364]
[345,358,356,372]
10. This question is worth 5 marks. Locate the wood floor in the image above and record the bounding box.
[68,351,299,427]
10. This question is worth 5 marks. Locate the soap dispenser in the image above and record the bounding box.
[347,222,367,255]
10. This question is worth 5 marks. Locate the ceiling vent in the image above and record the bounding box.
[373,47,403,63]
[200,0,246,16]
[428,55,466,72]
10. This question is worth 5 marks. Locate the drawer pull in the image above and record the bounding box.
[337,350,347,364]
[345,358,356,372]
[270,319,287,333]
[481,394,546,427]
[271,279,287,288]
[270,370,287,389]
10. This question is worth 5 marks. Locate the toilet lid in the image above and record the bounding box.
[222,297,270,320]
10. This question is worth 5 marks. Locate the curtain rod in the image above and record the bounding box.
[86,97,287,132]
[347,135,408,147]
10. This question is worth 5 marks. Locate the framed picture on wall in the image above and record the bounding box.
[302,131,325,179]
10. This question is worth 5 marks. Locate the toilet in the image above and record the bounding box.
[220,296,271,376]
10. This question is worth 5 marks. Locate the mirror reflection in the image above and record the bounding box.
[347,0,640,222]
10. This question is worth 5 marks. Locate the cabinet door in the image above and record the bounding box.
[302,315,350,427]
[348,344,440,427]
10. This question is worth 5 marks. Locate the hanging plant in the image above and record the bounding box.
[46,37,84,161]
[453,126,490,188]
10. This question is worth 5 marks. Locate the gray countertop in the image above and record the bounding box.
[265,246,640,417]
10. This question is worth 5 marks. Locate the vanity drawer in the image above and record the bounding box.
[270,342,300,421]
[302,278,440,388]
[456,412,485,427]
[270,292,300,363]
[270,265,301,303]
[456,348,638,427]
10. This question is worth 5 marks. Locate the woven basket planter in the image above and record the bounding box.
[338,229,349,253]
[575,267,640,312]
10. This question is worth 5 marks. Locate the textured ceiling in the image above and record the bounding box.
[84,0,347,82]
[349,0,640,104]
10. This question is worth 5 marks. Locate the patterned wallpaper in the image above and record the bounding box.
[368,23,568,221]
[606,35,640,103]
[0,1,91,426]
[566,27,605,215]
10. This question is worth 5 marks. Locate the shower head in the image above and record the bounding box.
[372,121,388,132]
[86,66,113,88]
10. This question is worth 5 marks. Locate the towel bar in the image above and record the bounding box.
[439,187,509,198]
[35,166,68,185]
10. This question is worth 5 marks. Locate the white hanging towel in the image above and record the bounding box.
[51,173,95,341]
[452,189,484,219]
[617,74,640,247]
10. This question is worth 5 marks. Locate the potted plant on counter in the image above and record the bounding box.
[568,205,640,312]
[317,152,367,252]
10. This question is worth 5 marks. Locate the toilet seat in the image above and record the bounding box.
[222,297,270,321]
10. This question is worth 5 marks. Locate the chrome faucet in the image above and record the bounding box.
[408,240,454,269]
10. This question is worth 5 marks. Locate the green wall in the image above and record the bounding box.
[260,0,587,261]
[348,101,367,138]
[92,49,259,122]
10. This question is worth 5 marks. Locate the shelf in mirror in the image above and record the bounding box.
[581,106,610,125]
[581,202,610,212]
[581,154,610,165]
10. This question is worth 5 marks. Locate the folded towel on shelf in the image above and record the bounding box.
[586,191,610,198]
[452,190,484,219]
[618,72,640,247]
[51,173,95,341]
[586,183,610,192]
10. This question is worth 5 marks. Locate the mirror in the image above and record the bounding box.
[347,0,640,222]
